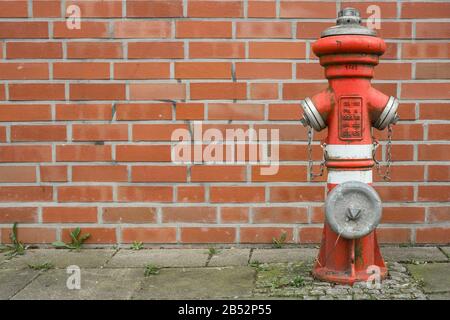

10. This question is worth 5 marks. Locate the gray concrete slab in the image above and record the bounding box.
[407,263,450,293]
[0,269,39,300]
[133,266,255,299]
[250,248,317,264]
[428,292,450,300]
[440,247,450,258]
[0,249,116,269]
[12,268,144,300]
[381,247,448,262]
[208,249,250,267]
[107,249,209,268]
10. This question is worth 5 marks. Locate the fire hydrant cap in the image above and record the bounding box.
[321,7,377,38]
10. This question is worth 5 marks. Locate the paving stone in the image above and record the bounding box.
[407,263,450,294]
[381,247,447,262]
[208,249,250,267]
[250,248,317,264]
[0,269,39,300]
[12,268,143,300]
[0,249,116,269]
[440,247,450,258]
[107,249,209,268]
[427,292,450,300]
[132,267,255,299]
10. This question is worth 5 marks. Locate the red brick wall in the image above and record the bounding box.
[0,0,449,245]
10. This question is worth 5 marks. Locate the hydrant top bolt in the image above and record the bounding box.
[321,7,377,38]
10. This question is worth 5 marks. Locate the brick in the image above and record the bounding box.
[402,43,450,59]
[250,83,278,100]
[237,22,292,38]
[103,207,157,223]
[236,62,292,79]
[208,103,264,120]
[116,103,172,120]
[402,2,450,18]
[9,84,65,101]
[428,165,450,182]
[374,186,414,202]
[0,22,48,38]
[390,144,414,161]
[117,186,173,202]
[122,227,176,243]
[283,82,327,100]
[377,22,412,39]
[56,145,112,162]
[298,227,322,243]
[373,165,424,182]
[0,63,48,80]
[67,42,123,59]
[126,0,183,17]
[0,84,4,100]
[418,186,450,202]
[40,166,68,182]
[428,124,450,141]
[0,227,56,244]
[420,103,450,120]
[58,186,113,202]
[220,207,249,223]
[374,63,412,80]
[0,127,5,142]
[114,62,170,79]
[72,165,128,182]
[176,103,204,120]
[377,228,411,244]
[128,42,184,59]
[428,207,450,223]
[11,125,66,142]
[341,2,397,19]
[53,62,110,80]
[129,83,186,100]
[176,21,232,38]
[43,207,98,223]
[191,166,246,182]
[53,21,109,38]
[131,166,187,182]
[56,103,112,121]
[416,63,450,80]
[402,83,450,100]
[0,104,51,121]
[248,0,276,18]
[419,145,450,161]
[0,145,52,162]
[72,124,128,141]
[177,186,205,203]
[269,103,301,120]
[241,227,294,243]
[6,42,62,59]
[0,0,28,17]
[189,42,245,59]
[162,207,216,223]
[249,42,306,59]
[280,1,336,18]
[416,228,450,244]
[270,186,324,202]
[65,0,122,18]
[374,124,423,141]
[210,186,265,203]
[0,186,53,202]
[175,62,232,79]
[381,207,425,224]
[190,83,246,100]
[70,83,126,100]
[297,22,334,39]
[189,0,242,17]
[114,21,171,38]
[33,0,61,17]
[0,207,38,223]
[133,124,189,141]
[416,23,450,40]
[181,227,236,243]
[62,227,116,244]
[253,207,308,224]
[254,124,307,141]
[397,103,416,120]
[115,145,172,162]
[0,166,36,183]
[252,165,307,182]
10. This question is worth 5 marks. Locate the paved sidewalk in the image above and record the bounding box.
[0,246,449,300]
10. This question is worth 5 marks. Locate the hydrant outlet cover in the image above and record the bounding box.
[325,181,382,239]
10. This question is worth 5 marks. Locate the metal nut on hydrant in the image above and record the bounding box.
[300,8,399,285]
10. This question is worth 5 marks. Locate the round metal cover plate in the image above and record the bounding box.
[325,181,382,239]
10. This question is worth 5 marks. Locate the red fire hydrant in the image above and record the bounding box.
[300,8,399,285]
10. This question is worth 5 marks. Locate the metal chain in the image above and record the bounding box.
[373,124,393,181]
[307,126,326,181]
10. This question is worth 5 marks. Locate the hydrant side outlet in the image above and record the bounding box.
[300,8,400,285]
